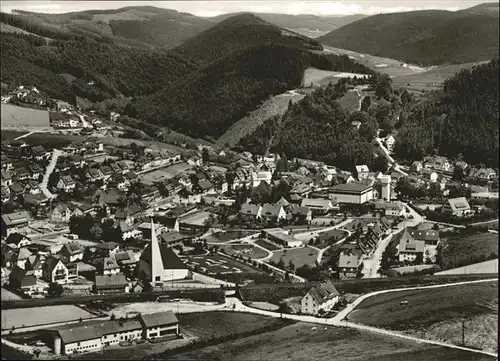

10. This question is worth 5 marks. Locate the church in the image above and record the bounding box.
[136,220,191,284]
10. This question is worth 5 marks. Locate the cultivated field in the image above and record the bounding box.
[436,259,498,275]
[1,104,50,129]
[216,89,305,147]
[348,281,498,353]
[0,130,28,140]
[219,244,269,260]
[440,232,498,270]
[270,246,319,268]
[139,163,192,185]
[166,322,494,361]
[109,301,226,319]
[2,305,96,329]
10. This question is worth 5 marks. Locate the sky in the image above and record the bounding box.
[0,1,488,17]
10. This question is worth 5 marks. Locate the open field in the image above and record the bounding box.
[338,90,361,111]
[255,239,281,251]
[216,89,305,147]
[1,104,50,128]
[139,162,192,185]
[436,259,498,275]
[109,301,225,319]
[270,246,319,268]
[348,281,498,352]
[303,67,370,87]
[392,61,488,91]
[2,305,96,329]
[440,232,498,270]
[219,244,269,259]
[321,46,426,78]
[247,301,280,311]
[165,321,494,361]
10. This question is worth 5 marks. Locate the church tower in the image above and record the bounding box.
[150,218,164,283]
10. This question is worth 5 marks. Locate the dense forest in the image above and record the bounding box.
[237,77,382,170]
[318,5,499,66]
[0,32,197,103]
[395,59,499,167]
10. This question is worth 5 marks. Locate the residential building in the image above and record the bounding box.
[1,169,12,187]
[14,247,32,269]
[290,206,312,224]
[374,201,406,217]
[301,280,340,315]
[154,216,180,233]
[261,204,287,222]
[330,183,373,204]
[95,274,128,293]
[442,197,471,217]
[395,230,425,262]
[384,135,395,152]
[43,256,69,284]
[51,204,73,223]
[355,165,370,180]
[1,211,30,237]
[139,311,179,340]
[251,171,272,187]
[101,256,121,275]
[408,228,439,246]
[59,242,84,263]
[412,161,423,173]
[159,232,186,248]
[240,203,262,221]
[57,175,76,192]
[9,266,37,295]
[5,233,31,249]
[337,254,360,279]
[300,198,334,215]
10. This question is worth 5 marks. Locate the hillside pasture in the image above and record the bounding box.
[269,246,319,268]
[347,281,498,353]
[392,61,488,91]
[303,67,370,87]
[166,322,494,361]
[436,259,498,275]
[1,104,50,129]
[216,89,305,147]
[440,232,498,270]
[338,90,361,111]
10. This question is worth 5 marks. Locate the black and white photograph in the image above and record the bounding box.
[0,0,498,360]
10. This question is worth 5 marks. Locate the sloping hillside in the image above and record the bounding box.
[216,89,306,148]
[318,4,499,66]
[395,59,499,166]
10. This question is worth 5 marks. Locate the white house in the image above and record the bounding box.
[139,311,179,340]
[43,256,69,284]
[355,165,370,180]
[301,280,340,315]
[384,135,396,152]
[251,171,272,187]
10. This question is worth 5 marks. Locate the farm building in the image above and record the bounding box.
[329,183,374,204]
[301,280,340,315]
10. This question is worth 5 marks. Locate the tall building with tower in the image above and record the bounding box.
[136,219,191,284]
[380,175,391,201]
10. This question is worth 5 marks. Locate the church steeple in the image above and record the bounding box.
[150,218,163,283]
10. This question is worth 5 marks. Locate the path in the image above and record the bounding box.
[316,230,352,264]
[226,278,498,358]
[13,131,36,140]
[40,149,62,199]
[374,137,408,176]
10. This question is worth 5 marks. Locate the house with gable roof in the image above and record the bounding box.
[43,255,68,284]
[338,254,360,279]
[239,203,262,222]
[442,197,471,217]
[1,211,31,237]
[59,242,84,263]
[301,280,340,315]
[261,203,287,222]
[51,204,73,223]
[394,229,425,263]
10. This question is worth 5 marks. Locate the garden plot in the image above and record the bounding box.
[182,255,256,275]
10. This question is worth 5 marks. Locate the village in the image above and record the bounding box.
[1,84,499,358]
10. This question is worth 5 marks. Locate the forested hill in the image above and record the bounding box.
[317,4,499,66]
[395,59,499,167]
[172,13,323,66]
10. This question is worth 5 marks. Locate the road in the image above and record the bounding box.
[40,149,62,199]
[362,229,401,278]
[374,137,408,176]
[316,230,352,264]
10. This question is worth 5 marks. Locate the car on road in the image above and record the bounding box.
[400,300,409,305]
